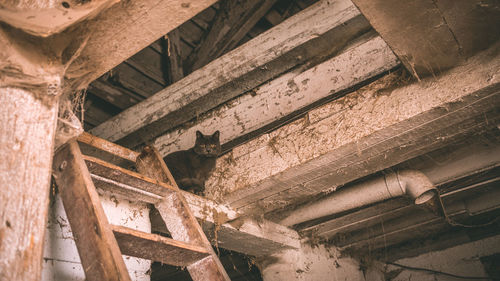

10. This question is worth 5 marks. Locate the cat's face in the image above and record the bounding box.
[193,130,221,157]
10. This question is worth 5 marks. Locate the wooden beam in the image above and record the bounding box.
[350,0,500,78]
[0,87,59,281]
[163,29,184,83]
[65,0,218,90]
[0,0,117,37]
[186,0,278,72]
[152,34,399,156]
[90,0,371,146]
[52,142,131,281]
[209,43,500,215]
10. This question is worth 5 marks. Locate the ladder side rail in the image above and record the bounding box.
[52,141,132,281]
[135,146,231,281]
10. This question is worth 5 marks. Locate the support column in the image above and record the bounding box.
[0,86,59,280]
[259,243,384,281]
[0,24,62,280]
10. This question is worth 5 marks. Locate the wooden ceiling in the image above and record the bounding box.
[77,0,500,274]
[81,0,318,131]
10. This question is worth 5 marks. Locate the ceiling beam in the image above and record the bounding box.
[64,0,217,91]
[90,0,370,146]
[209,43,500,215]
[350,0,500,78]
[153,34,399,157]
[186,0,278,72]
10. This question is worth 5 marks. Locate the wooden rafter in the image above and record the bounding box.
[186,0,278,72]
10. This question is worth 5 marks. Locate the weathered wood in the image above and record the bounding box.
[78,132,139,162]
[88,80,142,110]
[153,35,398,156]
[135,146,231,281]
[0,0,117,37]
[52,141,131,281]
[91,0,369,146]
[164,29,184,83]
[210,43,500,215]
[351,0,500,78]
[111,225,210,266]
[84,155,176,200]
[0,87,59,281]
[186,0,278,72]
[65,0,218,90]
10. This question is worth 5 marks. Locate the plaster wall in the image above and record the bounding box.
[260,243,382,281]
[42,192,151,281]
[385,234,500,281]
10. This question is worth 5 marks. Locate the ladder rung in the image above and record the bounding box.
[84,155,176,203]
[78,132,139,163]
[112,225,210,267]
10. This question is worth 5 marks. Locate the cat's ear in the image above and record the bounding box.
[212,130,220,139]
[196,130,203,139]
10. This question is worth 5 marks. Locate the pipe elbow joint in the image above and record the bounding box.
[392,170,437,205]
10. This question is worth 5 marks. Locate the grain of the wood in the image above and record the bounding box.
[65,0,217,90]
[91,0,366,145]
[0,0,117,36]
[135,146,231,281]
[111,225,210,266]
[52,141,131,281]
[0,87,58,281]
[350,0,500,77]
[110,64,164,98]
[84,155,175,197]
[153,35,398,156]
[165,29,184,83]
[88,80,142,110]
[78,132,139,162]
[212,43,500,215]
[186,0,278,72]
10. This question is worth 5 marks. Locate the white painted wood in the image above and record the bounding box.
[207,43,500,214]
[0,86,59,281]
[152,35,398,156]
[90,0,362,141]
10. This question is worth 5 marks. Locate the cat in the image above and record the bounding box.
[163,130,221,195]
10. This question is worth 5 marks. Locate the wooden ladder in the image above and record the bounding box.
[51,132,231,281]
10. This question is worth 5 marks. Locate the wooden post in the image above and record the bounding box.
[0,86,59,280]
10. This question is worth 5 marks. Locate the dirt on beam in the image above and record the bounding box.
[208,43,500,216]
[90,0,371,146]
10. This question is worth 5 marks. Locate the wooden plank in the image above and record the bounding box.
[65,0,218,91]
[78,132,139,162]
[112,225,209,266]
[0,0,117,37]
[84,155,175,198]
[52,142,131,281]
[186,0,278,72]
[91,0,369,145]
[211,43,500,215]
[351,0,500,78]
[110,64,164,98]
[153,34,398,155]
[135,146,231,281]
[164,29,184,83]
[88,80,142,110]
[0,86,59,281]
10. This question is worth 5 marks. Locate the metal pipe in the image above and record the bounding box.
[279,170,437,226]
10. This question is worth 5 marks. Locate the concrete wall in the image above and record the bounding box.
[42,192,151,281]
[384,234,500,281]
